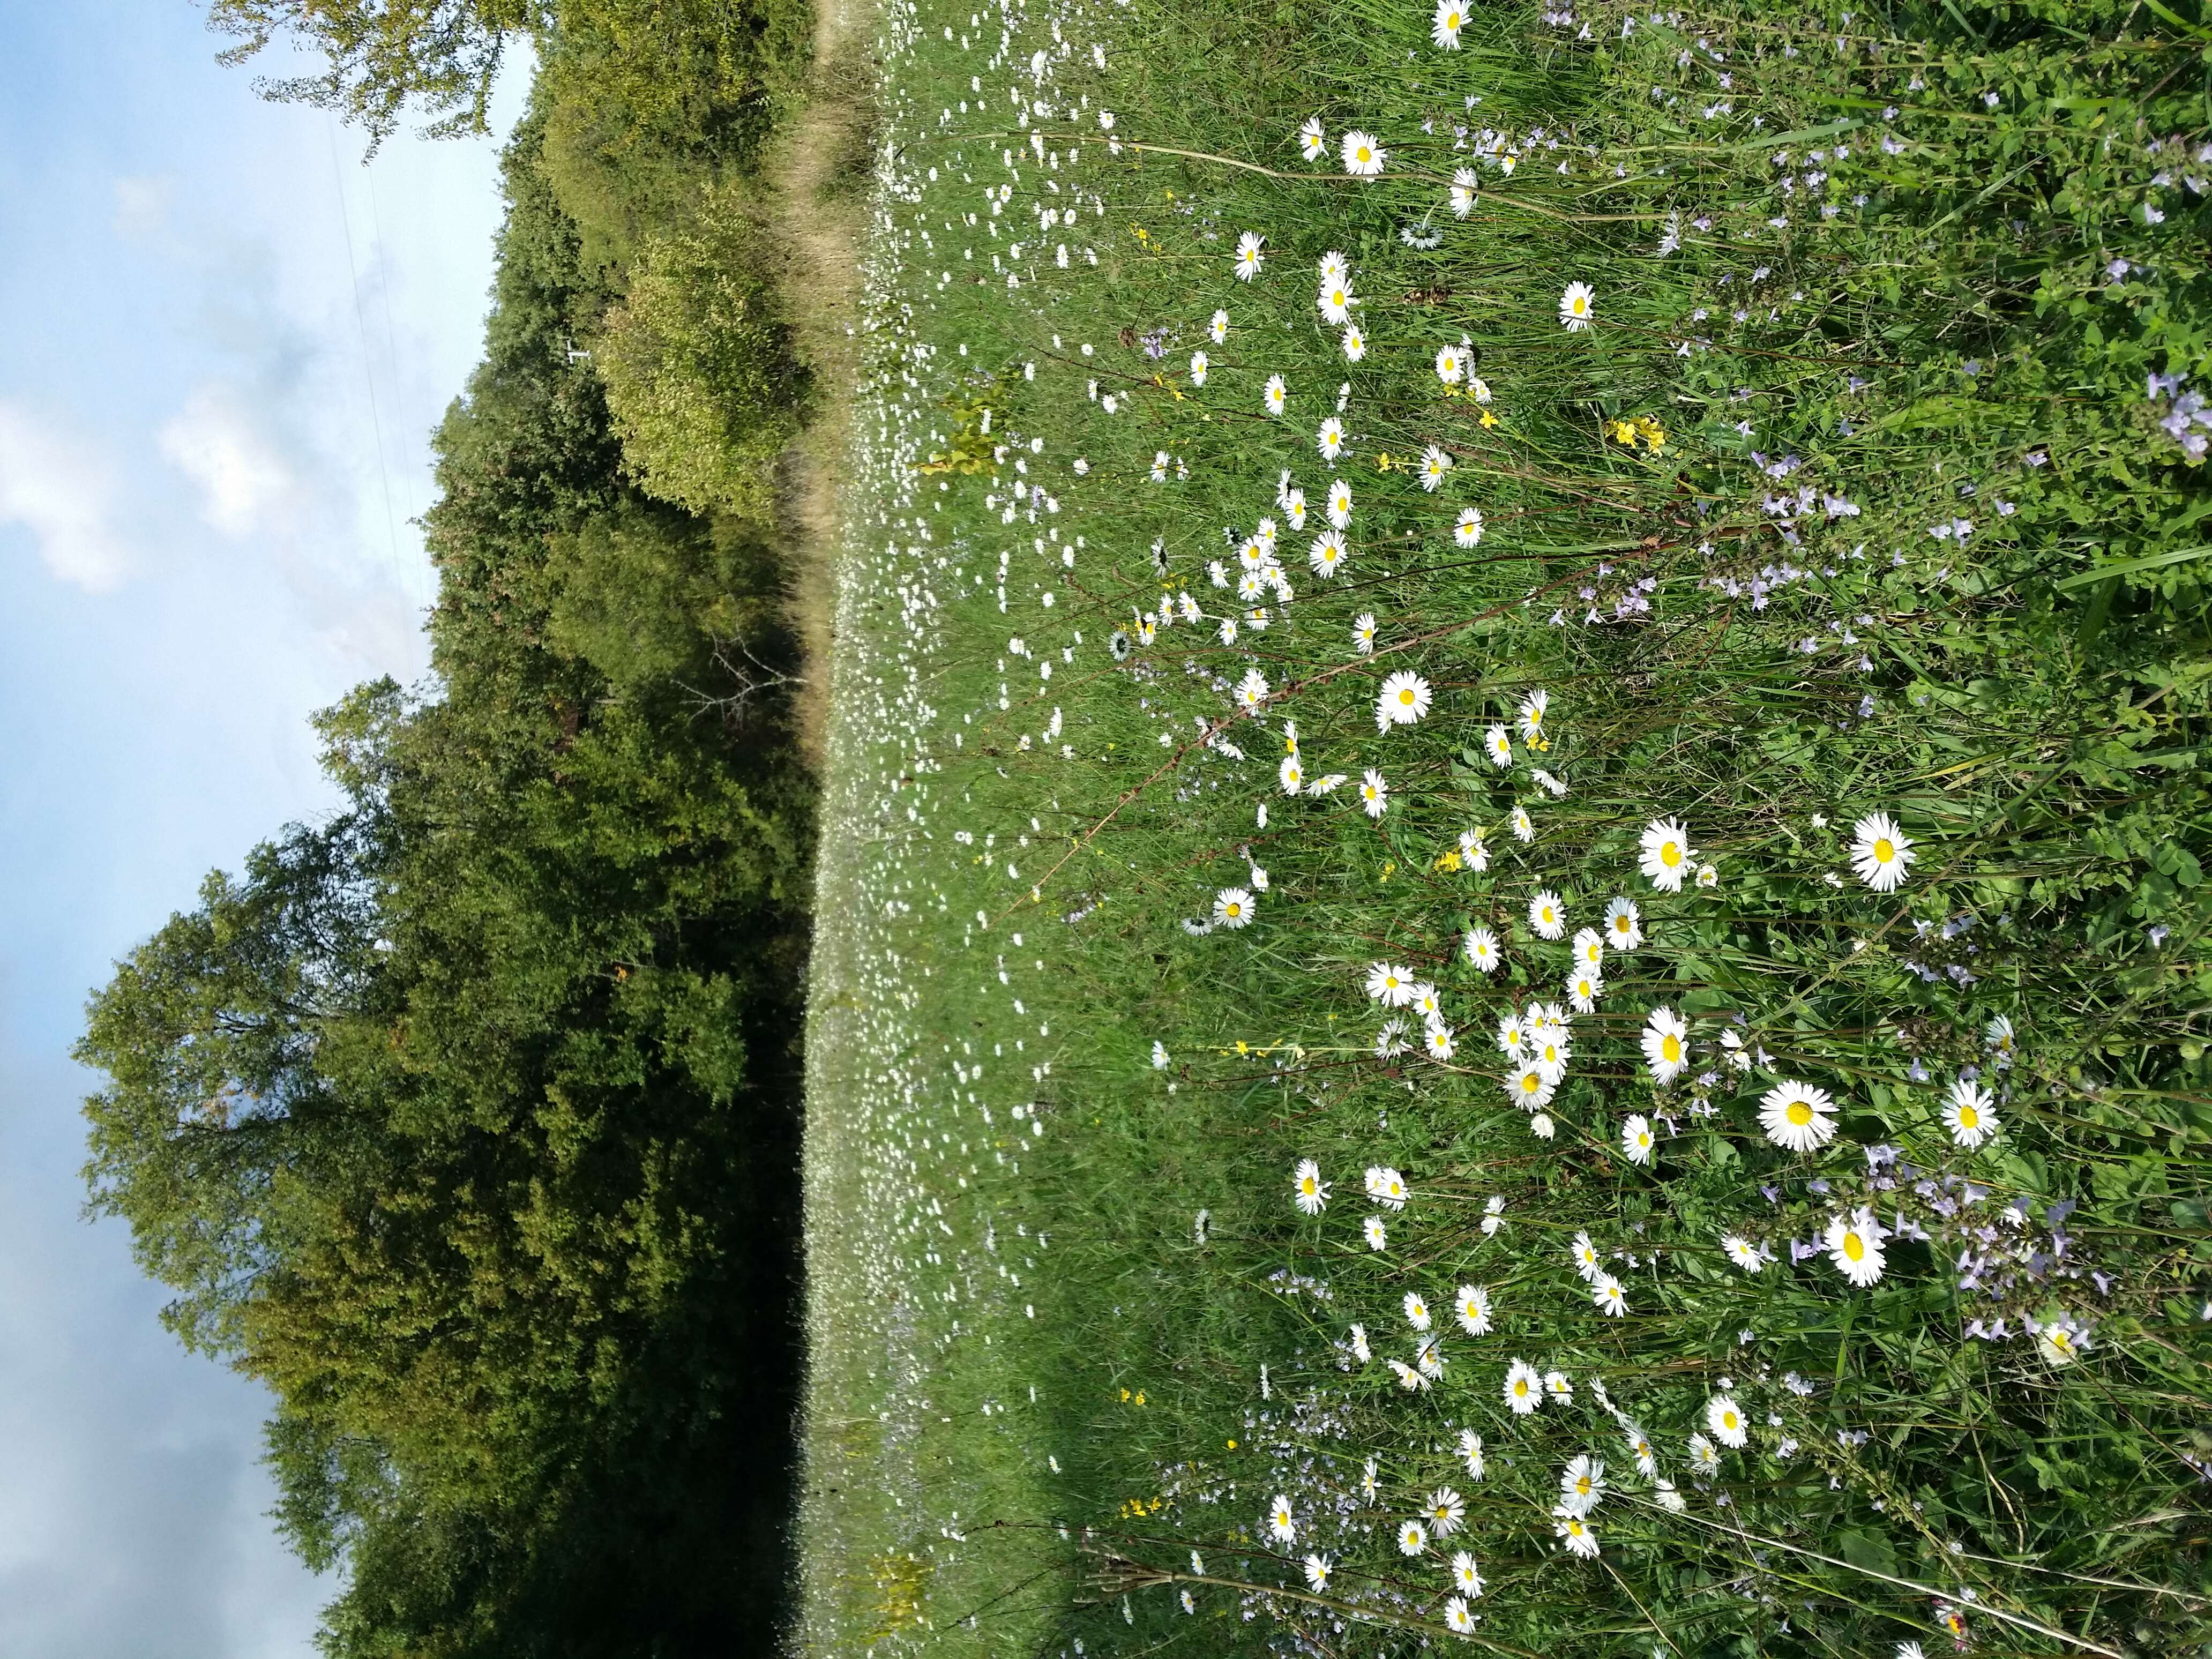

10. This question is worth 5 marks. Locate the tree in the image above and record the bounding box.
[206,0,548,147]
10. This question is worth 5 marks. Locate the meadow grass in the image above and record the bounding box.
[798,1,2212,1654]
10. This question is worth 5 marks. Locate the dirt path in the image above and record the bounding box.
[772,0,873,771]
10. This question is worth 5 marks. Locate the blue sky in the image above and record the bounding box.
[0,3,525,1649]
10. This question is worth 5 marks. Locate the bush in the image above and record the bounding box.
[591,183,809,518]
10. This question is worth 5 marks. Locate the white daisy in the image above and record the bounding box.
[1419,444,1454,491]
[1209,308,1230,344]
[1351,612,1378,654]
[1591,1273,1628,1316]
[1189,350,1208,386]
[1458,829,1491,871]
[1825,1207,1887,1287]
[1566,968,1602,1013]
[1570,1230,1602,1281]
[1263,373,1287,416]
[1516,688,1549,742]
[1213,887,1256,929]
[1378,670,1433,728]
[1434,343,1466,384]
[1507,1062,1558,1112]
[1432,0,1466,48]
[1235,667,1270,712]
[1944,1077,1999,1148]
[1327,477,1354,527]
[1444,1596,1477,1633]
[1404,1289,1432,1331]
[1268,1494,1296,1542]
[1572,928,1606,972]
[1641,1006,1688,1084]
[1638,817,1694,891]
[1529,890,1566,939]
[1349,1323,1371,1362]
[1553,1511,1600,1558]
[1621,1114,1656,1167]
[1363,1214,1388,1251]
[1504,1358,1542,1413]
[1484,723,1513,766]
[1559,280,1596,331]
[1759,1080,1837,1154]
[1360,769,1389,819]
[1374,1166,1408,1209]
[2037,1314,2091,1367]
[1235,231,1266,281]
[1706,1394,1748,1448]
[1723,1234,1765,1273]
[1279,754,1305,794]
[1309,530,1348,578]
[1366,962,1416,1005]
[1604,896,1643,951]
[1292,1159,1329,1215]
[1850,810,1915,892]
[1464,926,1501,972]
[1298,116,1326,163]
[1456,1430,1485,1480]
[1342,129,1387,177]
[1557,1454,1606,1515]
[1303,1552,1331,1592]
[1426,1024,1456,1062]
[1449,166,1479,216]
[1454,1284,1492,1336]
[1426,1486,1466,1537]
[1455,506,1484,547]
[1342,323,1367,361]
[1317,278,1354,325]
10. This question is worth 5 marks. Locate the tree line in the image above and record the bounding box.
[79,4,826,1651]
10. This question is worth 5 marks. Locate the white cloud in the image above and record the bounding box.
[0,402,128,592]
[111,175,175,242]
[159,384,294,537]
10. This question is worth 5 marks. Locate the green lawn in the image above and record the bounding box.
[797,1,2212,1654]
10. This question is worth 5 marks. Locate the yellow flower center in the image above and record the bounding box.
[1958,1104,1979,1128]
[1874,836,1895,862]
[1661,841,1682,866]
[1843,1232,1865,1262]
[1572,296,1588,314]
[1576,1477,1591,1494]
[1225,902,1241,918]
[1615,919,1630,934]
[1722,1411,1738,1430]
[1523,1074,1539,1093]
[1787,1100,1813,1126]
[1400,689,1417,706]
[1662,1034,1682,1063]
[1514,1380,1528,1396]
[1356,145,1372,163]
[2052,1331,2071,1352]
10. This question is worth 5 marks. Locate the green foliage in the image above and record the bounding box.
[80,76,814,1657]
[593,181,812,515]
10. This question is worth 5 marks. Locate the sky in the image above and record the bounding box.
[0,3,526,1649]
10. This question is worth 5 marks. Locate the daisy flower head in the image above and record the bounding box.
[1516,689,1549,743]
[1420,444,1454,491]
[1283,486,1308,529]
[1268,1494,1297,1542]
[1697,862,1718,888]
[1327,477,1354,527]
[1435,343,1467,384]
[1375,1165,1409,1208]
[1825,1207,1887,1287]
[1759,1079,1837,1154]
[1572,928,1605,972]
[1235,667,1270,712]
[1449,1550,1483,1598]
[1558,1454,1606,1515]
[1455,506,1484,547]
[1186,348,1209,388]
[1553,1512,1599,1558]
[1279,754,1305,794]
[1484,724,1513,766]
[1432,0,1466,48]
[1455,1284,1492,1335]
[1342,129,1387,177]
[1504,1358,1542,1413]
[1850,810,1915,892]
[1687,1432,1719,1475]
[1445,1596,1477,1633]
[1986,1013,2017,1061]
[1352,612,1378,654]
[1706,1393,1748,1448]
[1510,805,1535,842]
[1367,961,1416,1006]
[1945,1077,1999,1148]
[1604,895,1643,951]
[1404,1289,1433,1330]
[1427,1486,1466,1536]
[1571,1230,1602,1281]
[1591,1273,1628,1316]
[1559,280,1596,331]
[1723,1233,1765,1273]
[1363,1214,1388,1250]
[1378,670,1434,729]
[1529,890,1566,939]
[1639,817,1694,891]
[1349,1322,1372,1362]
[1415,1332,1446,1378]
[2037,1313,2091,1367]
[1309,530,1348,579]
[1292,1158,1329,1215]
[1457,1429,1486,1479]
[1209,308,1230,344]
[1303,1552,1331,1592]
[1213,887,1256,929]
[1360,768,1389,818]
[1298,116,1326,163]
[1263,373,1288,416]
[1621,1114,1656,1167]
[1389,1357,1428,1392]
[1318,278,1354,325]
[1342,323,1367,362]
[1235,231,1266,280]
[1458,828,1491,871]
[1641,1006,1688,1084]
[1361,1459,1379,1500]
[1507,1061,1558,1111]
[1464,926,1502,973]
[1566,968,1601,1013]
[1449,166,1479,217]
[1624,1427,1657,1477]
[1426,1023,1457,1062]
[1398,1518,1428,1556]
[1318,249,1349,285]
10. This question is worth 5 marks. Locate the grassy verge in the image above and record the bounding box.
[799,1,2212,1655]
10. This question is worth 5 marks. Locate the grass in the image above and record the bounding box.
[796,0,2212,1655]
